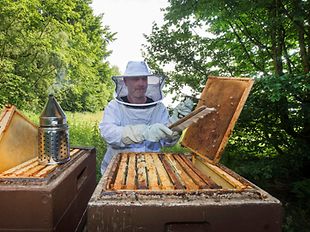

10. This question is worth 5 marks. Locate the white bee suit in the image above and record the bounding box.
[99,100,178,174]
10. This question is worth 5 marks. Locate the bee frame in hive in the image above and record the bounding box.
[103,152,247,192]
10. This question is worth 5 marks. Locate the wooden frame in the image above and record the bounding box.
[0,106,38,172]
[182,76,254,164]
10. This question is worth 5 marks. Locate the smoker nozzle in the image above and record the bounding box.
[40,94,67,127]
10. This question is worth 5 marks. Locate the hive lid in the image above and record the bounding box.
[181,76,254,164]
[0,105,38,173]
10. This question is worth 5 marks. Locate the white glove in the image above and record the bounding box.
[170,98,194,123]
[121,123,176,144]
[143,123,174,142]
[169,130,182,142]
[121,124,146,144]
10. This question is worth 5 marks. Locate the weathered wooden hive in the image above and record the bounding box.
[0,106,96,232]
[88,76,282,232]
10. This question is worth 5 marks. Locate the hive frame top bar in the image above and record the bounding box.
[101,152,257,194]
[95,153,279,205]
[0,148,88,185]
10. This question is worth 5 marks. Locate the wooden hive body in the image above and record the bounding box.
[88,77,282,232]
[0,147,96,232]
[0,107,97,231]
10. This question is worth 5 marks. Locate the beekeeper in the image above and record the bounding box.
[99,61,193,174]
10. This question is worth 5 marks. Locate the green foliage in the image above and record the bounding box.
[222,73,310,231]
[282,179,310,232]
[144,0,310,95]
[0,0,116,112]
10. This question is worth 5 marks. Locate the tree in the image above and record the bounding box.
[0,0,116,112]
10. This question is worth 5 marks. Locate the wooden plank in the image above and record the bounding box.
[204,161,246,189]
[194,158,233,189]
[105,154,122,190]
[173,154,208,189]
[0,157,37,176]
[160,154,184,190]
[152,153,174,190]
[14,161,39,176]
[167,154,198,190]
[144,153,160,190]
[136,154,147,189]
[0,107,14,138]
[178,155,221,189]
[33,164,58,178]
[125,153,136,189]
[20,164,46,177]
[113,153,128,190]
[0,149,80,178]
[168,106,213,131]
[70,148,80,156]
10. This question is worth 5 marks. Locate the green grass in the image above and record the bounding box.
[66,112,106,182]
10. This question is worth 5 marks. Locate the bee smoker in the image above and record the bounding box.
[38,94,70,165]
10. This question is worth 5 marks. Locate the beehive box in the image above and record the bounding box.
[0,106,96,232]
[88,77,282,232]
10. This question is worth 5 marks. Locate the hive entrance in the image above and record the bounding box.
[106,152,222,191]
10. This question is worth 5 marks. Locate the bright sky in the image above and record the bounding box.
[90,0,168,72]
[90,0,179,106]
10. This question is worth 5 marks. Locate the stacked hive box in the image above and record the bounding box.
[0,106,96,232]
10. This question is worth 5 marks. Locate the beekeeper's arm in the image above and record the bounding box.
[170,98,194,124]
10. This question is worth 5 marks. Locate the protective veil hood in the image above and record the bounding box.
[112,61,165,107]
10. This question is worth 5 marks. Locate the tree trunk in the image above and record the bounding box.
[292,0,310,73]
[269,0,284,76]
